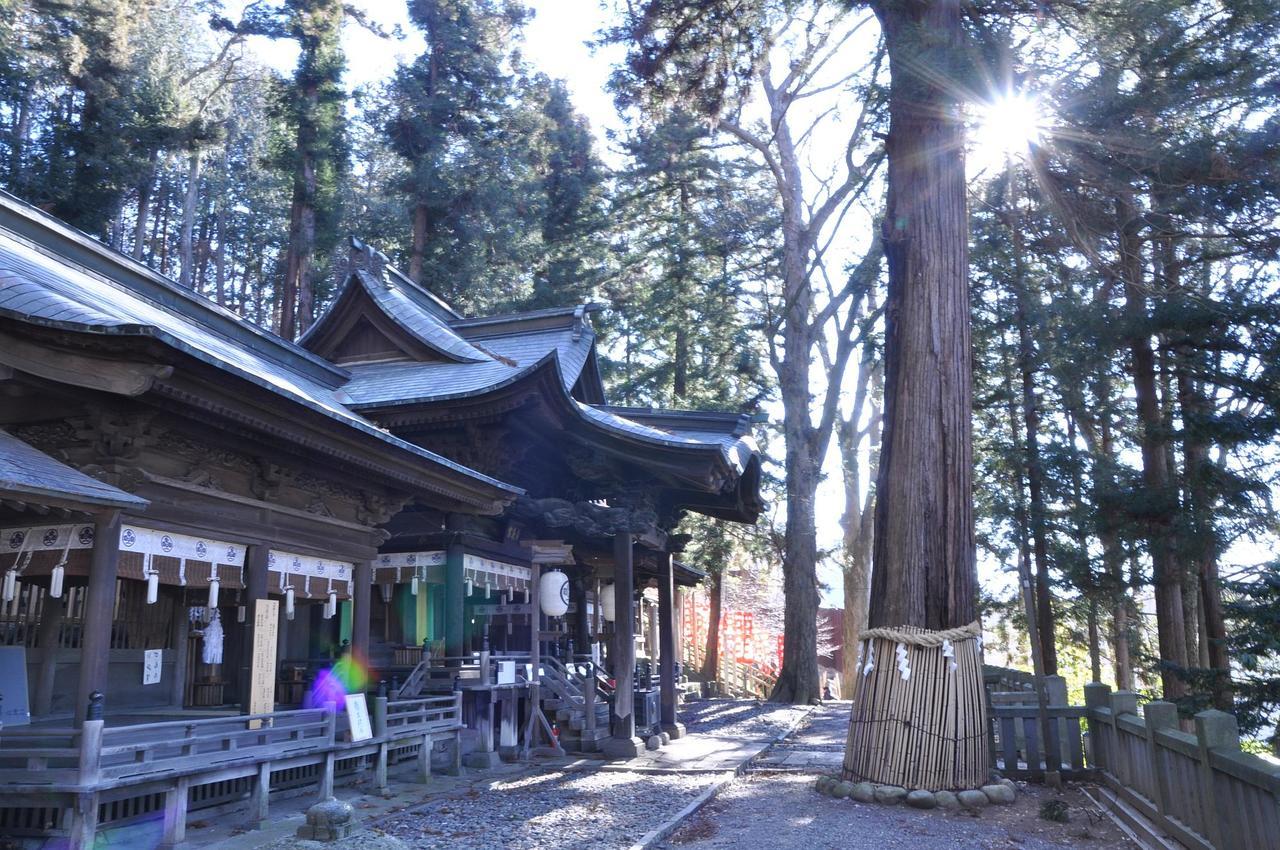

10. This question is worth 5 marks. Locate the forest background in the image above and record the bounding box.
[1,0,1277,744]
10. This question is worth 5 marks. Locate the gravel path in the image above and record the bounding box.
[657,772,1134,850]
[680,698,812,739]
[378,768,718,849]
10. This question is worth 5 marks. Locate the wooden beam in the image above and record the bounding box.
[75,511,121,725]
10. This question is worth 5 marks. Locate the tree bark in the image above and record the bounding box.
[845,0,987,792]
[410,202,428,284]
[868,0,976,631]
[1117,195,1188,699]
[700,575,722,684]
[179,149,202,288]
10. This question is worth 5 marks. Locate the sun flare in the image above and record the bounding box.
[972,92,1047,168]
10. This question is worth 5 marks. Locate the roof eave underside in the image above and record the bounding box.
[0,287,521,510]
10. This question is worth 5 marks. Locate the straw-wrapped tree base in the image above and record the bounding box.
[842,622,988,791]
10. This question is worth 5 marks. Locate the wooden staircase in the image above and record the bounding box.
[539,657,611,752]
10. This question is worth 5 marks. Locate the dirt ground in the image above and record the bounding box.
[661,772,1136,850]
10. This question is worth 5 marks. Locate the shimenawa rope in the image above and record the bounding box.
[856,620,981,647]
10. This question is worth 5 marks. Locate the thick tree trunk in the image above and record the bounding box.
[1012,263,1057,675]
[1175,351,1232,709]
[1117,196,1188,699]
[846,0,986,791]
[700,576,722,684]
[179,149,202,288]
[410,202,428,284]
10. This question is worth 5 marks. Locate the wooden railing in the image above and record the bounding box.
[0,694,464,850]
[718,655,777,699]
[1084,684,1280,850]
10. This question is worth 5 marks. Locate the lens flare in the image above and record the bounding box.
[305,653,370,708]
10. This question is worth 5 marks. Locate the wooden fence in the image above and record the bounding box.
[0,692,463,850]
[1084,684,1280,850]
[985,679,1280,849]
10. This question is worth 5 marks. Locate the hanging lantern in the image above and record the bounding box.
[285,585,296,620]
[49,564,65,599]
[237,604,246,623]
[539,569,570,617]
[323,590,336,619]
[410,574,420,596]
[601,583,616,622]
[146,571,159,605]
[379,583,393,604]
[465,576,473,596]
[2,569,16,603]
[207,576,220,610]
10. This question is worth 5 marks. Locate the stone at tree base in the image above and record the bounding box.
[645,735,662,750]
[934,790,960,809]
[1000,778,1017,794]
[297,798,355,841]
[906,790,937,809]
[873,785,908,805]
[958,789,989,809]
[850,782,877,803]
[832,782,854,799]
[982,783,1015,804]
[660,732,671,744]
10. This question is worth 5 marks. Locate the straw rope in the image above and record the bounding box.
[857,620,981,647]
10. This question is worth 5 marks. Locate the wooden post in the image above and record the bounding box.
[1195,709,1239,850]
[1083,682,1111,771]
[252,761,271,826]
[76,512,121,725]
[1143,700,1178,818]
[657,552,683,738]
[352,558,372,663]
[239,544,270,714]
[446,691,463,775]
[170,591,189,708]
[417,731,433,782]
[603,533,642,758]
[522,561,542,759]
[34,593,65,717]
[160,776,190,848]
[373,691,389,794]
[1016,549,1060,788]
[70,696,104,850]
[318,701,337,799]
[445,521,465,659]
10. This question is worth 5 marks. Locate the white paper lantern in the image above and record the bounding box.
[539,570,570,617]
[207,576,220,610]
[2,569,16,603]
[410,574,419,596]
[50,564,65,599]
[600,583,616,622]
[285,585,296,620]
[146,571,159,605]
[379,583,393,604]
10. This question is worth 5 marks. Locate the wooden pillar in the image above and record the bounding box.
[239,545,270,714]
[658,552,683,738]
[603,533,642,758]
[75,511,121,725]
[351,558,372,662]
[572,574,590,656]
[34,593,65,717]
[444,538,465,659]
[169,591,189,708]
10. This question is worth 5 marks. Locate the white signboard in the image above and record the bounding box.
[142,649,163,685]
[497,660,516,685]
[345,693,373,742]
[0,647,30,726]
[248,599,279,727]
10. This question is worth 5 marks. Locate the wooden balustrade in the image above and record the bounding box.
[0,693,466,850]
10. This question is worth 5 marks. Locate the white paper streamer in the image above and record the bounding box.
[942,638,958,672]
[862,643,875,677]
[895,642,912,681]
